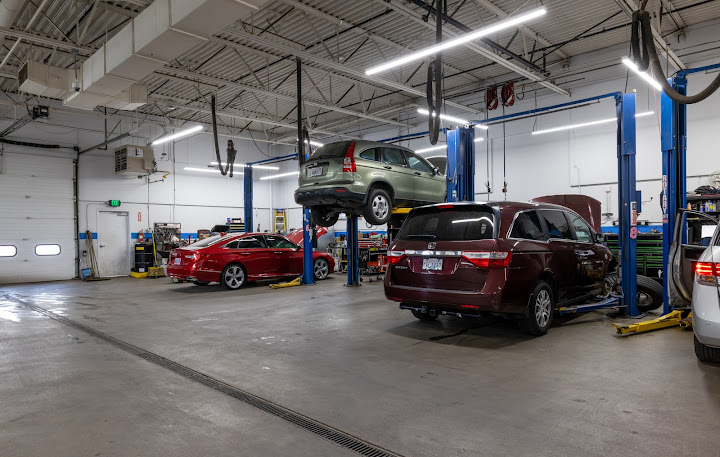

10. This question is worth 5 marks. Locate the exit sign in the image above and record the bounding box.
[108,200,121,207]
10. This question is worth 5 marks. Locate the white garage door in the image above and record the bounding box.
[0,152,75,284]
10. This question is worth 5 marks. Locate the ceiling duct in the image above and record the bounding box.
[63,0,269,110]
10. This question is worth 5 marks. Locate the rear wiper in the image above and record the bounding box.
[406,234,436,240]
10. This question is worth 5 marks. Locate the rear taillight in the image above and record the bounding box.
[695,262,719,285]
[343,141,357,172]
[461,251,512,269]
[186,252,200,262]
[387,250,406,265]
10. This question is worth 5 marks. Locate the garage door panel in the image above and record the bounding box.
[3,153,73,178]
[0,175,73,199]
[0,154,74,283]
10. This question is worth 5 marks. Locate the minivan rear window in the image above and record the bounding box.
[308,141,353,160]
[397,207,495,241]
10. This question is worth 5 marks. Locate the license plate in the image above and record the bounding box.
[308,167,323,177]
[422,258,443,271]
[173,258,181,265]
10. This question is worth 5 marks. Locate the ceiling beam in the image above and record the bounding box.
[274,0,482,85]
[471,0,569,60]
[615,0,685,70]
[153,66,411,128]
[0,26,94,54]
[225,26,485,114]
[382,0,570,96]
[151,94,360,139]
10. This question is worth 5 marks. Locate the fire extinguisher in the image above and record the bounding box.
[138,231,144,242]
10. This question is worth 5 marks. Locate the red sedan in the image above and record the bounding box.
[167,233,335,289]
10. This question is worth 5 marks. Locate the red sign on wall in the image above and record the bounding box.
[138,212,142,222]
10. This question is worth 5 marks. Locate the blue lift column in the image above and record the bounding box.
[446,127,475,202]
[617,93,639,316]
[661,76,687,314]
[243,165,253,233]
[346,215,360,286]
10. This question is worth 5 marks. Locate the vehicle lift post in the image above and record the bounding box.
[243,165,253,234]
[346,215,360,286]
[458,91,639,317]
[660,63,720,313]
[297,57,315,286]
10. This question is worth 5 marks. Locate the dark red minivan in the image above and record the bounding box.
[384,201,614,335]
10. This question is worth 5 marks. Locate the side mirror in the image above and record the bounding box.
[595,233,605,244]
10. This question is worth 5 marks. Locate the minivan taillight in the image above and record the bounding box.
[461,251,512,269]
[388,250,406,265]
[695,262,719,285]
[343,141,357,172]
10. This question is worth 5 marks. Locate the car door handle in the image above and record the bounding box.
[414,172,421,175]
[241,252,251,255]
[383,165,392,169]
[273,251,284,254]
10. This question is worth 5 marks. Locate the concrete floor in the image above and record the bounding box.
[1,276,719,457]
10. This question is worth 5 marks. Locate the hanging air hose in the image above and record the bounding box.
[211,94,237,176]
[426,0,444,145]
[631,8,720,104]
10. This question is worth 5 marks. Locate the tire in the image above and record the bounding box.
[194,281,210,286]
[636,275,663,312]
[411,309,438,321]
[311,208,339,227]
[313,258,330,280]
[520,281,554,336]
[694,334,720,363]
[363,188,392,225]
[221,264,246,290]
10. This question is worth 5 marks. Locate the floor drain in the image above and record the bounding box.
[10,295,404,457]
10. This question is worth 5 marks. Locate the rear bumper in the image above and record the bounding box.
[294,186,366,207]
[167,264,218,283]
[693,284,720,348]
[384,282,521,315]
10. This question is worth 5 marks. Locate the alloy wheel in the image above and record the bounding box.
[314,259,329,279]
[224,265,245,289]
[535,289,552,327]
[372,195,389,220]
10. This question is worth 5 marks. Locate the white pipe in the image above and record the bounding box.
[0,0,52,70]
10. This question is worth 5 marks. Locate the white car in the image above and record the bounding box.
[668,210,720,363]
[691,246,720,362]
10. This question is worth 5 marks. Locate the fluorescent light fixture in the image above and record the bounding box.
[210,161,280,170]
[474,137,484,143]
[475,124,489,130]
[416,144,447,154]
[152,125,203,145]
[309,140,324,147]
[531,111,656,135]
[259,171,300,180]
[417,108,468,126]
[622,57,662,91]
[184,166,243,175]
[366,7,547,75]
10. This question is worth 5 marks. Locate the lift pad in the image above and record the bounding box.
[612,309,692,335]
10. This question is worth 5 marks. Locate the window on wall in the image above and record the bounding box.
[35,244,61,256]
[0,245,17,257]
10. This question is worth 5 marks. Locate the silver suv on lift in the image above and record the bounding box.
[294,140,447,226]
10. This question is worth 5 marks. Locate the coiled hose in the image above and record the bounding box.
[632,9,720,104]
[211,94,237,176]
[426,0,443,145]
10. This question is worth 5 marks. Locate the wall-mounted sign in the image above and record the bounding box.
[107,200,121,207]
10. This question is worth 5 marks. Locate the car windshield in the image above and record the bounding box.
[308,141,353,160]
[397,206,496,241]
[191,234,234,247]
